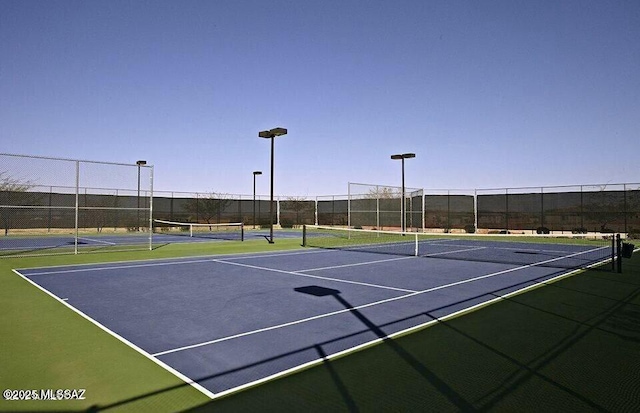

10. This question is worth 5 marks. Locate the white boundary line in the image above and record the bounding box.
[21,258,220,276]
[297,246,486,272]
[0,244,65,251]
[298,255,417,272]
[78,237,117,246]
[11,269,217,399]
[152,290,420,357]
[425,238,604,255]
[421,245,487,257]
[211,258,418,293]
[15,247,329,273]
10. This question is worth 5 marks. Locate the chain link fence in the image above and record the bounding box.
[476,184,640,234]
[348,183,424,231]
[1,153,153,256]
[424,189,476,232]
[3,152,638,257]
[149,183,640,236]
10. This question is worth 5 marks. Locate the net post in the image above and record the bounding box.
[302,224,307,247]
[240,223,244,242]
[414,232,418,256]
[74,160,79,255]
[149,165,154,251]
[617,234,622,273]
[422,190,425,232]
[314,198,318,226]
[189,223,194,238]
[611,235,615,272]
[474,188,478,233]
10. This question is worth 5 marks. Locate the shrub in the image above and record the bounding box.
[258,219,273,229]
[536,227,550,234]
[280,219,294,229]
[464,225,476,234]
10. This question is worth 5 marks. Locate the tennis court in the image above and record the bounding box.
[0,224,298,256]
[14,231,614,398]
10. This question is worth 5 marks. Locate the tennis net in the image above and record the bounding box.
[302,225,616,270]
[153,219,244,241]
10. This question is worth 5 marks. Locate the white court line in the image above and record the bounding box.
[221,248,332,260]
[153,246,601,358]
[18,248,331,275]
[0,244,63,251]
[78,237,117,246]
[152,290,421,357]
[299,246,486,272]
[424,238,606,255]
[211,258,418,293]
[22,258,219,276]
[333,238,577,257]
[11,269,216,399]
[420,245,487,257]
[299,255,415,272]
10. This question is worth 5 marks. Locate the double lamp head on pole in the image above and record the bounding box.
[390,153,415,233]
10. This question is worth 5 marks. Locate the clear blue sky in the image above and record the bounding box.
[2,0,639,196]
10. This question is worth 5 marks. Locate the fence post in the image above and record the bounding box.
[540,187,545,229]
[348,184,351,229]
[48,186,52,233]
[505,188,509,232]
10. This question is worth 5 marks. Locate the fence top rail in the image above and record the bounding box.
[0,153,154,169]
[474,183,640,192]
[348,181,422,190]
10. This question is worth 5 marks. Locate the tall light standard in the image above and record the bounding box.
[136,160,147,231]
[252,171,262,229]
[390,153,415,232]
[258,127,287,243]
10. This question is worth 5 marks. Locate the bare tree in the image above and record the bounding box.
[281,196,314,226]
[0,172,32,192]
[366,186,401,199]
[0,172,36,235]
[184,192,232,224]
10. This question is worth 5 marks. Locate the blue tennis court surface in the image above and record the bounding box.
[0,229,299,254]
[15,238,612,398]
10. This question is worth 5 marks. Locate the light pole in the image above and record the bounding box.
[390,153,415,232]
[136,160,147,231]
[252,171,262,229]
[259,127,287,243]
